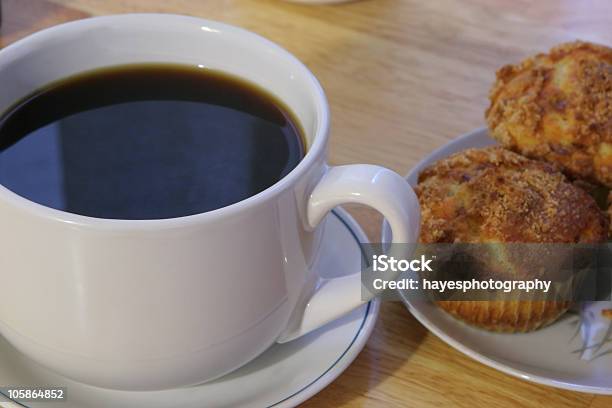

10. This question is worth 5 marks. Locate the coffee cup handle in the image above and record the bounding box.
[277,164,420,343]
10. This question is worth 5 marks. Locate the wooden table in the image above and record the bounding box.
[2,0,612,406]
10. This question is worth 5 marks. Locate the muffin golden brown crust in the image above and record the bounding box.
[486,41,612,187]
[417,147,608,332]
[417,146,608,244]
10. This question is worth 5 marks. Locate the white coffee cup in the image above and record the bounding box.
[0,14,420,390]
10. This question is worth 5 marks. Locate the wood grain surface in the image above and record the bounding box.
[2,0,612,406]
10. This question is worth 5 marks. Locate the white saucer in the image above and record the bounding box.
[383,128,612,394]
[0,208,379,408]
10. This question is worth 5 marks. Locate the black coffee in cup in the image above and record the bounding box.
[0,64,305,219]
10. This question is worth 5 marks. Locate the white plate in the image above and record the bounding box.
[383,127,612,394]
[0,208,379,408]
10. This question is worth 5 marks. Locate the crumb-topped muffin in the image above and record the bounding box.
[416,146,608,332]
[486,41,612,187]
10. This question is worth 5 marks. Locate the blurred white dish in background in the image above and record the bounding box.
[284,0,358,4]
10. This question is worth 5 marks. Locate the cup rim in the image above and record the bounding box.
[0,14,330,230]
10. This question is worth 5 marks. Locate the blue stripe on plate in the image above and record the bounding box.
[269,209,371,407]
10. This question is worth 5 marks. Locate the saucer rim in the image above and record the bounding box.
[272,208,380,407]
[1,208,380,408]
